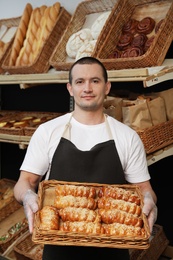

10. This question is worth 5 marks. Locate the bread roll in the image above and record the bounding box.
[55,184,96,198]
[91,11,111,40]
[9,3,33,66]
[39,205,59,230]
[75,40,97,61]
[60,221,102,234]
[66,28,93,58]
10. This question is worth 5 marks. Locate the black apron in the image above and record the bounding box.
[43,115,130,260]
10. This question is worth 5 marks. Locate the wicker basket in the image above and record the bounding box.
[0,178,21,222]
[129,224,169,260]
[0,111,63,137]
[137,119,173,154]
[0,16,21,74]
[2,7,71,74]
[0,218,28,254]
[49,0,126,71]
[97,0,173,70]
[32,180,150,249]
[13,231,44,260]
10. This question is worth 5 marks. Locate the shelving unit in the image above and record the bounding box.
[0,59,173,165]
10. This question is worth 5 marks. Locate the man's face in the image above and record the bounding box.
[67,63,111,111]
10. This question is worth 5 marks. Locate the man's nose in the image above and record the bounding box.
[84,81,92,91]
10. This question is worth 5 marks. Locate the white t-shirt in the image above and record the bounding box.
[20,112,150,183]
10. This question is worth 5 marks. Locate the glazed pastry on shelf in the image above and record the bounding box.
[117,33,133,51]
[121,46,143,58]
[131,34,148,48]
[122,18,138,34]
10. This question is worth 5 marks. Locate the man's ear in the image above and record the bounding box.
[67,83,74,96]
[105,81,111,95]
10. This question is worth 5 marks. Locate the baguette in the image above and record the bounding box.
[15,5,47,66]
[9,3,33,66]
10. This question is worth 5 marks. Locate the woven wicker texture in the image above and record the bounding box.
[49,0,126,71]
[0,16,21,74]
[32,180,150,249]
[13,231,43,260]
[97,0,173,70]
[2,7,71,74]
[0,178,21,222]
[137,119,173,154]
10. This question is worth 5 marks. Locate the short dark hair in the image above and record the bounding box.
[69,57,108,84]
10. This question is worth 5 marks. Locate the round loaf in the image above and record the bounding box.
[91,11,111,40]
[75,40,97,61]
[66,28,93,59]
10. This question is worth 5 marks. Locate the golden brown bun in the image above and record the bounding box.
[9,3,33,66]
[39,205,59,230]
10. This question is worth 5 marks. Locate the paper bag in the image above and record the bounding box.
[104,97,123,122]
[147,96,167,125]
[158,88,173,120]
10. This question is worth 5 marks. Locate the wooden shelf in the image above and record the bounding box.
[0,59,172,89]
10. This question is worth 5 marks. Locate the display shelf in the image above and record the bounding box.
[0,59,172,89]
[147,144,173,166]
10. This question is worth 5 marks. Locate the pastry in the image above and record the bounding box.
[60,221,102,234]
[155,19,164,33]
[117,33,133,51]
[54,195,97,210]
[55,184,96,198]
[101,223,145,237]
[122,19,138,34]
[121,46,143,58]
[144,35,155,52]
[39,205,59,230]
[91,11,111,40]
[131,34,148,48]
[59,207,101,222]
[66,28,93,58]
[136,17,155,35]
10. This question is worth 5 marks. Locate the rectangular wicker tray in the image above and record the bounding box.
[13,231,44,260]
[2,7,71,74]
[0,16,21,74]
[97,0,173,70]
[0,178,21,222]
[137,119,173,154]
[49,0,126,71]
[32,180,150,249]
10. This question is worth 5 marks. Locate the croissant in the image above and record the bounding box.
[55,184,96,198]
[39,205,59,230]
[98,208,143,227]
[60,221,102,234]
[59,207,101,222]
[98,186,141,205]
[97,197,141,216]
[54,195,97,210]
[101,223,146,237]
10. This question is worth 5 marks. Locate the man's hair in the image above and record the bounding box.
[69,57,108,84]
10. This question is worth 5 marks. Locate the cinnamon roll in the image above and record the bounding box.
[136,17,155,35]
[155,19,164,33]
[144,35,155,52]
[121,46,143,58]
[131,34,148,48]
[122,18,138,34]
[117,33,133,51]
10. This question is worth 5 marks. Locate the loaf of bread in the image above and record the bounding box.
[39,205,59,230]
[55,184,96,198]
[75,40,97,61]
[15,5,47,66]
[9,3,33,66]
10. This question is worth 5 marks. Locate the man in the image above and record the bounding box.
[14,57,157,259]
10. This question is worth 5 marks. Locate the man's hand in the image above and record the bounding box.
[23,189,38,233]
[142,192,158,233]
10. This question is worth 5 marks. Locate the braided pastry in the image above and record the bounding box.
[54,195,97,210]
[39,205,59,230]
[60,221,102,234]
[9,3,33,66]
[59,207,101,222]
[55,184,96,198]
